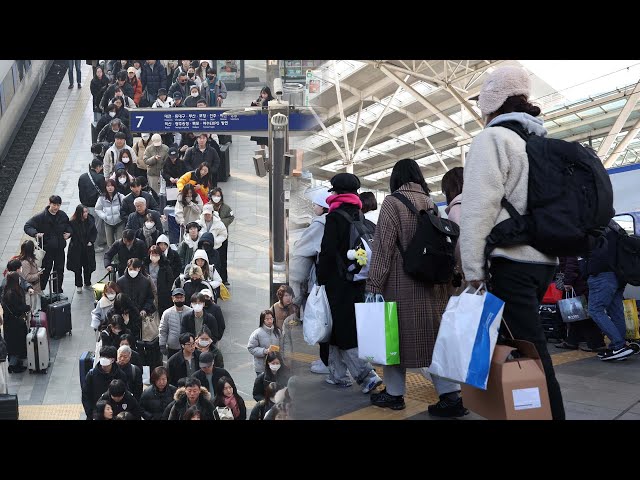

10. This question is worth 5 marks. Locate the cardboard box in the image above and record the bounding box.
[461,340,552,420]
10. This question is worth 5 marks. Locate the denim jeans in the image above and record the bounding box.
[68,60,82,85]
[587,272,626,350]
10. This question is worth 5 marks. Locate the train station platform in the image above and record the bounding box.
[2,62,640,420]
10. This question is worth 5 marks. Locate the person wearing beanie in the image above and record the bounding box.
[290,188,331,375]
[317,172,383,394]
[459,65,565,420]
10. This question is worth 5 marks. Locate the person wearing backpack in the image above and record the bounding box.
[459,65,565,420]
[317,173,382,394]
[585,220,638,361]
[366,159,467,416]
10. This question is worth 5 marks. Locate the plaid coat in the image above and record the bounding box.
[366,183,449,367]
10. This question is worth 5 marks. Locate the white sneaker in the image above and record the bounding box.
[310,359,330,374]
[361,374,383,394]
[76,287,83,293]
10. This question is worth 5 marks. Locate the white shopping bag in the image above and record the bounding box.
[142,366,151,385]
[355,294,400,365]
[303,284,333,345]
[428,285,504,390]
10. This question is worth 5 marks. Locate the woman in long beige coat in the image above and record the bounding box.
[366,159,468,418]
[19,240,42,312]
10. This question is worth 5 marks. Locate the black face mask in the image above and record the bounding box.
[174,301,184,308]
[207,75,215,80]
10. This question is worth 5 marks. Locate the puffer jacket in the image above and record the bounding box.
[140,383,177,420]
[159,306,193,351]
[247,325,285,373]
[175,192,204,226]
[197,211,227,249]
[168,386,215,420]
[95,193,126,226]
[91,295,115,330]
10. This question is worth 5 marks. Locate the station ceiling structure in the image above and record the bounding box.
[297,60,640,203]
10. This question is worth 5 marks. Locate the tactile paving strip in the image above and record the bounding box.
[19,404,85,420]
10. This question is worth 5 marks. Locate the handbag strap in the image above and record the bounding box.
[87,169,103,196]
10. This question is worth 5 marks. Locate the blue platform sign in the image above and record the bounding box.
[129,108,316,133]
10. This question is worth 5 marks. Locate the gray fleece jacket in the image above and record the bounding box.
[460,112,557,281]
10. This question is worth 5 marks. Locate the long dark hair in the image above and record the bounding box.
[19,240,35,262]
[194,162,211,189]
[104,178,118,201]
[2,272,23,302]
[389,158,430,195]
[213,376,241,408]
[259,309,281,337]
[210,187,224,210]
[493,94,541,118]
[70,204,88,222]
[181,184,197,206]
[441,167,464,205]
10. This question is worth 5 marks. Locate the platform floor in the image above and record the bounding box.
[2,62,640,420]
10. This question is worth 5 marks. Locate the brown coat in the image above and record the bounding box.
[366,183,449,368]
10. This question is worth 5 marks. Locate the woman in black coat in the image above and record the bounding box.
[90,66,110,120]
[111,292,143,344]
[144,245,174,317]
[66,205,98,293]
[139,366,177,420]
[252,352,290,401]
[1,272,30,373]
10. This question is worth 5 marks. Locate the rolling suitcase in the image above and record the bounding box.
[48,300,72,339]
[79,351,94,390]
[27,325,50,374]
[0,394,19,420]
[41,272,67,311]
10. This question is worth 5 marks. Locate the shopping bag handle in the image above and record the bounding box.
[364,292,385,303]
[461,283,485,296]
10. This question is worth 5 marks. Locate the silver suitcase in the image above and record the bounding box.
[27,326,50,374]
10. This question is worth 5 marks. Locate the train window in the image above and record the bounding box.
[613,214,635,235]
[2,70,15,108]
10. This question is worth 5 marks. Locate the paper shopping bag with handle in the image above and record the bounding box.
[428,284,504,390]
[355,294,400,365]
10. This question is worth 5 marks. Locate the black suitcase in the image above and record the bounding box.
[0,394,19,420]
[218,143,230,182]
[79,351,94,390]
[41,272,67,311]
[48,300,72,339]
[539,304,566,342]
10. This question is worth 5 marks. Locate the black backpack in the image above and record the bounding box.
[392,192,459,284]
[614,229,640,286]
[485,121,614,262]
[333,209,375,282]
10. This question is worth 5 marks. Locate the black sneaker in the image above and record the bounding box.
[628,342,640,355]
[428,396,469,418]
[600,346,634,361]
[223,281,230,286]
[370,390,406,410]
[68,84,73,89]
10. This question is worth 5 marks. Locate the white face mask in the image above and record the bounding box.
[269,364,281,372]
[109,112,116,118]
[191,304,204,313]
[118,177,127,185]
[145,221,155,229]
[141,135,150,141]
[191,91,199,98]
[106,293,116,301]
[198,339,211,347]
[211,196,221,203]
[150,255,160,263]
[128,269,139,278]
[99,357,113,366]
[122,157,130,164]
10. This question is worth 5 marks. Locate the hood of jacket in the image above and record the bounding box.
[98,296,114,309]
[192,249,209,264]
[198,232,215,247]
[183,233,200,249]
[311,213,327,226]
[486,112,547,137]
[156,234,170,247]
[173,385,211,403]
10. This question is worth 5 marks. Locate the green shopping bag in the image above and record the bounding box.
[355,295,400,365]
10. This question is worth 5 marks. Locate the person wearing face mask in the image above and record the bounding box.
[100,315,131,349]
[250,381,278,420]
[290,189,331,374]
[247,310,284,376]
[183,84,204,107]
[181,293,219,342]
[160,289,193,359]
[143,134,169,194]
[91,282,120,330]
[194,325,224,367]
[252,352,290,402]
[125,197,163,240]
[104,229,147,277]
[175,183,203,226]
[116,259,156,325]
[209,188,233,286]
[155,234,182,285]
[104,132,136,179]
[110,164,134,196]
[193,351,232,397]
[136,212,161,248]
[168,71,195,101]
[98,113,133,146]
[187,63,203,88]
[133,133,151,177]
[118,149,137,178]
[95,104,119,137]
[82,345,127,420]
[144,245,174,317]
[199,290,225,344]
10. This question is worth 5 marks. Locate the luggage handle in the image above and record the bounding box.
[96,271,111,283]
